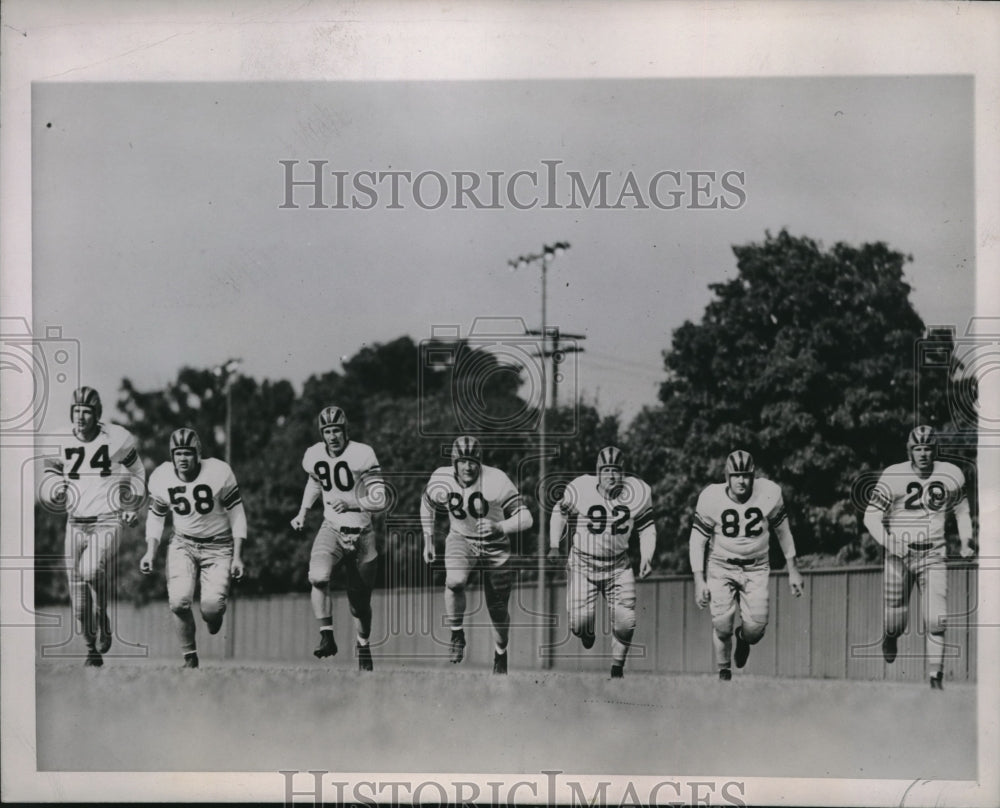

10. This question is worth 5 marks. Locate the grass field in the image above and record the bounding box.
[36,659,976,780]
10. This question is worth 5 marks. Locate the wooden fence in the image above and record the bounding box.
[34,563,979,682]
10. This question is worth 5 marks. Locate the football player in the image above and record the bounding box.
[41,387,146,667]
[291,406,387,671]
[863,426,974,689]
[420,436,532,674]
[141,428,246,667]
[548,447,655,679]
[689,450,804,681]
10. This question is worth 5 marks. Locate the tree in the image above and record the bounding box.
[627,229,974,570]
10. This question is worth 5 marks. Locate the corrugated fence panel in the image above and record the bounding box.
[775,571,811,677]
[846,568,884,681]
[810,572,848,678]
[34,565,977,681]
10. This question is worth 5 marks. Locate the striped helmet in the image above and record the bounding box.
[70,386,102,420]
[725,450,755,476]
[318,406,347,433]
[451,435,482,464]
[907,425,937,450]
[597,446,624,472]
[170,427,202,460]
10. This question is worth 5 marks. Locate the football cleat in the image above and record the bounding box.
[610,663,624,679]
[882,634,897,664]
[314,629,338,659]
[734,627,751,668]
[449,629,466,664]
[492,651,508,675]
[97,613,113,654]
[930,671,943,690]
[357,643,373,672]
[580,631,596,650]
[183,652,200,669]
[84,649,103,668]
[719,668,732,681]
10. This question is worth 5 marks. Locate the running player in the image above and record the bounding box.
[41,387,146,667]
[141,428,246,668]
[689,450,804,680]
[291,406,387,671]
[548,447,656,679]
[420,436,532,674]
[863,426,974,689]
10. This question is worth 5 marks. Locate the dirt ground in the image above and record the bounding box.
[36,659,976,781]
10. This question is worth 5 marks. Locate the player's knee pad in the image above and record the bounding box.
[308,573,330,589]
[612,604,637,635]
[169,597,193,615]
[712,611,736,639]
[445,576,466,593]
[200,598,226,622]
[741,620,766,644]
[929,614,947,635]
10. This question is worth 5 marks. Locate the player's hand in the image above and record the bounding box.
[788,568,804,597]
[694,581,710,609]
[290,513,306,531]
[476,519,503,540]
[231,556,245,580]
[140,551,155,575]
[329,500,348,514]
[546,547,563,569]
[638,558,653,579]
[120,510,138,527]
[960,544,976,559]
[423,541,436,564]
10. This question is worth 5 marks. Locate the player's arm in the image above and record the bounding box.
[863,479,894,552]
[495,491,533,536]
[420,486,438,563]
[291,474,322,531]
[633,486,656,578]
[771,507,803,597]
[952,476,975,558]
[141,493,169,574]
[358,452,389,514]
[689,505,712,608]
[221,474,246,579]
[116,435,146,526]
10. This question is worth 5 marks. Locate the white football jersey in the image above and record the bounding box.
[869,460,967,550]
[693,478,787,560]
[422,464,525,539]
[148,457,242,539]
[43,423,141,519]
[557,474,654,558]
[301,440,381,529]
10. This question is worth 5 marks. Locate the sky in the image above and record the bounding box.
[30,75,975,432]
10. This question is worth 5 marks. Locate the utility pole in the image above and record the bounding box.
[508,242,570,669]
[527,326,586,410]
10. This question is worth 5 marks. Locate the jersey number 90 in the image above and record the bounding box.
[313,461,354,493]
